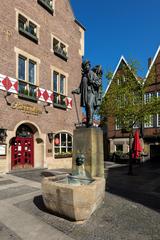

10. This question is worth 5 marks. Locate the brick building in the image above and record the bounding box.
[0,0,85,172]
[104,47,160,161]
[143,46,160,160]
[103,56,141,159]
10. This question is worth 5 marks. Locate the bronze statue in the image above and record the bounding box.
[72,60,102,127]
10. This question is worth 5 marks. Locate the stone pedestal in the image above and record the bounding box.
[42,176,105,221]
[72,127,104,178]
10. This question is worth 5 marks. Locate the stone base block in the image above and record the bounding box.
[72,127,104,178]
[42,176,105,221]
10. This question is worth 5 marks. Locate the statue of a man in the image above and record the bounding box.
[72,60,102,127]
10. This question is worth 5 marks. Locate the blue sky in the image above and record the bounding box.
[71,0,160,90]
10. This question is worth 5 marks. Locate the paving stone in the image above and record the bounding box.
[0,221,22,240]
[0,185,39,200]
[10,171,44,183]
[0,180,16,186]
[10,169,71,182]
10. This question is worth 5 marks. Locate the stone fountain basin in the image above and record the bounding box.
[41,175,105,221]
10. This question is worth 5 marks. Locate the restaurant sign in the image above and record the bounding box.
[11,102,42,115]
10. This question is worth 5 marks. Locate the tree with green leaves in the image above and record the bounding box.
[100,57,160,174]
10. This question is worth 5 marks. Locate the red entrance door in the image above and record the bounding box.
[11,137,34,169]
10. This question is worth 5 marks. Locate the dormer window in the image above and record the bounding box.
[18,14,38,43]
[53,38,68,61]
[38,0,54,14]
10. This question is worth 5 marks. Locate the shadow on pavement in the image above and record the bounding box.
[33,195,75,221]
[106,160,160,213]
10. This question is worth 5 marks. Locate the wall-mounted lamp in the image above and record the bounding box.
[48,132,55,143]
[0,128,7,142]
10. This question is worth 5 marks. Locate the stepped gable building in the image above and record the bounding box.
[0,0,85,172]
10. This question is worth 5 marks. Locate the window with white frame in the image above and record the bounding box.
[18,14,38,43]
[38,0,54,14]
[144,92,155,103]
[18,54,37,100]
[156,92,160,126]
[157,92,160,98]
[54,132,72,156]
[157,114,160,127]
[144,115,154,128]
[115,118,122,130]
[53,70,67,108]
[117,75,125,85]
[53,71,66,95]
[53,37,68,61]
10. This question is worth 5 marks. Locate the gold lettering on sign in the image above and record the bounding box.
[11,102,42,115]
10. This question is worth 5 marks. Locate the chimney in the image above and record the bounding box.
[148,57,152,69]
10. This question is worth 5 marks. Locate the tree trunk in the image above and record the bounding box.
[128,132,133,175]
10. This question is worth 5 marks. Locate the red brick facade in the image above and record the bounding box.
[0,0,84,172]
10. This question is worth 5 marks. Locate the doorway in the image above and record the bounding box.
[11,124,34,169]
[150,145,160,162]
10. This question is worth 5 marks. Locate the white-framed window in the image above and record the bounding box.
[52,69,67,109]
[18,13,39,43]
[54,132,72,156]
[18,54,37,100]
[117,75,125,85]
[157,114,160,127]
[144,115,154,128]
[157,92,160,98]
[52,36,68,61]
[18,55,37,84]
[38,0,54,14]
[144,92,155,103]
[115,118,122,130]
[53,71,66,95]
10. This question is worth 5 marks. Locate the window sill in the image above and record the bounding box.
[18,93,37,102]
[37,0,54,14]
[19,27,38,44]
[54,50,68,61]
[55,154,72,159]
[53,103,67,110]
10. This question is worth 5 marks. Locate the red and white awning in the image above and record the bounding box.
[37,88,53,104]
[0,74,18,94]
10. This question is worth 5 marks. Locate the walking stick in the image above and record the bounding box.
[72,93,80,125]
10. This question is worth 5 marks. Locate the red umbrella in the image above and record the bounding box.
[132,130,143,159]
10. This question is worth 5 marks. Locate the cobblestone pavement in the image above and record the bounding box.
[0,161,160,240]
[15,191,160,240]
